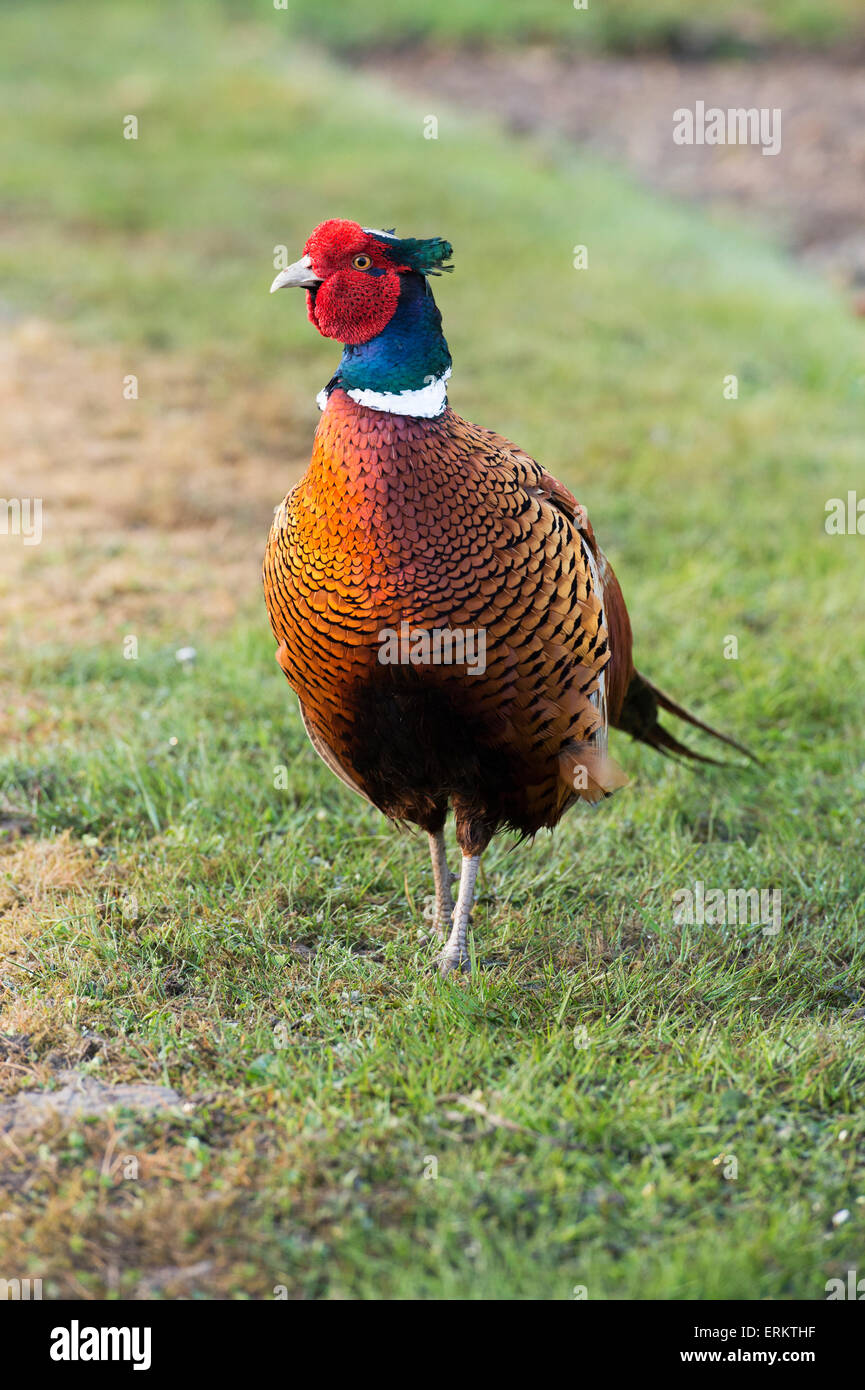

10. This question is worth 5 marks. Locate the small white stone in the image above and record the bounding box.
[832,1209,851,1227]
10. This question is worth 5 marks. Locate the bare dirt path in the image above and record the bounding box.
[362,46,865,295]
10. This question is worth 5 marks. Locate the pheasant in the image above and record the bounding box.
[264,219,751,975]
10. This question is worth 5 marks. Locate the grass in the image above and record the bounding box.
[0,0,864,1299]
[270,0,865,54]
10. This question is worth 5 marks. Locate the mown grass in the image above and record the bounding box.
[0,0,864,1299]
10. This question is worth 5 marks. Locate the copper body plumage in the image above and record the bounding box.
[265,391,625,837]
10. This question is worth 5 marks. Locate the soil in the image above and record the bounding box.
[0,1069,183,1137]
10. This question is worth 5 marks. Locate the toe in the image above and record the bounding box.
[438,951,471,978]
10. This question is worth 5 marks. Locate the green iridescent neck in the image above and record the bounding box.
[332,273,451,397]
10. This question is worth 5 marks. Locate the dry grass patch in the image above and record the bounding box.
[0,833,105,1084]
[0,319,308,662]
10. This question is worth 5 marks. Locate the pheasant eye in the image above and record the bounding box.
[352,253,372,270]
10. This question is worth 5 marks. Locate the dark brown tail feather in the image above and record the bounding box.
[614,671,760,768]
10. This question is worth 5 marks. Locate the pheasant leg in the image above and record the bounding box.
[439,853,480,977]
[427,828,455,941]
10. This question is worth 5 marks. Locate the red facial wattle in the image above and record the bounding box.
[302,218,406,345]
[306,267,401,345]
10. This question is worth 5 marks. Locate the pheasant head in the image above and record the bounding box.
[270,218,454,417]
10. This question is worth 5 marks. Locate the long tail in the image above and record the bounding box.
[614,671,759,767]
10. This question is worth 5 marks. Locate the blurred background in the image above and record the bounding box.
[2,0,864,663]
[1,0,864,1301]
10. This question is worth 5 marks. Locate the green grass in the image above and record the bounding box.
[270,0,865,54]
[1,0,864,1299]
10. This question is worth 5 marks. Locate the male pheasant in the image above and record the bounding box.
[264,219,750,975]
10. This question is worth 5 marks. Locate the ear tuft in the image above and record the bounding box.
[371,232,454,276]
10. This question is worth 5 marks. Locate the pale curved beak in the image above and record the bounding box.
[270,254,321,293]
